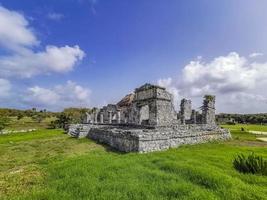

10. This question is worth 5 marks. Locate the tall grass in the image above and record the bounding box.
[233,153,267,175]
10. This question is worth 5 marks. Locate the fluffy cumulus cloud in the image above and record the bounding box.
[0,78,11,97]
[0,5,85,78]
[158,52,267,113]
[24,81,91,110]
[0,45,85,78]
[0,6,38,51]
[181,52,259,95]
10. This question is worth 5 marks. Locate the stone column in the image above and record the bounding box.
[191,110,196,124]
[85,112,90,123]
[180,115,185,125]
[100,113,104,124]
[180,98,191,124]
[117,111,121,124]
[202,95,216,125]
[108,111,112,124]
[91,112,95,123]
[94,112,98,124]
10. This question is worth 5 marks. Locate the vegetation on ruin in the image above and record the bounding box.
[1,124,267,200]
[204,94,215,101]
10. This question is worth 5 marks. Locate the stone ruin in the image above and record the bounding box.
[69,83,231,153]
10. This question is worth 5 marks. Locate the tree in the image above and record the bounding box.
[54,113,71,130]
[32,113,45,123]
[17,113,24,120]
[62,107,90,123]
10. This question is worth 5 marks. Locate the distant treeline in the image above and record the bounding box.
[216,113,267,124]
[0,108,57,118]
[0,107,90,119]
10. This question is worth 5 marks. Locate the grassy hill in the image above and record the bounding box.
[0,126,267,200]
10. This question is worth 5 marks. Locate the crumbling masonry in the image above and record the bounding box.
[69,83,231,153]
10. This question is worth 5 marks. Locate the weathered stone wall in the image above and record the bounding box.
[138,124,230,152]
[87,126,140,152]
[68,124,231,153]
[156,99,177,126]
[129,84,177,126]
[68,124,94,138]
[155,87,173,100]
[147,100,157,126]
[138,128,230,152]
[180,99,192,124]
[134,88,155,101]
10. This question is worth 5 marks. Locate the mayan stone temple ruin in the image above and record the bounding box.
[68,83,231,153]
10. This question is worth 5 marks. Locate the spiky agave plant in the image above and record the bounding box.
[233,152,267,175]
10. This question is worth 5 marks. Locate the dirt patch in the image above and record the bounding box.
[257,138,267,142]
[227,140,267,147]
[249,131,267,135]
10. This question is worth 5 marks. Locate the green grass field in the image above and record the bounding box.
[5,116,56,130]
[1,125,267,200]
[221,124,267,132]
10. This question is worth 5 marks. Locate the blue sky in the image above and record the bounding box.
[0,0,267,113]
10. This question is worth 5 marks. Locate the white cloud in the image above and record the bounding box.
[249,52,263,58]
[158,52,267,113]
[47,12,64,21]
[27,86,60,106]
[0,78,11,97]
[181,52,260,96]
[0,6,38,51]
[216,92,267,114]
[24,81,91,110]
[0,45,85,78]
[0,5,85,78]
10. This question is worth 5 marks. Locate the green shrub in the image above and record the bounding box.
[0,117,10,132]
[233,153,267,175]
[226,121,236,125]
[47,121,56,129]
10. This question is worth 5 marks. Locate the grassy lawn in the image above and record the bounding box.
[5,116,56,130]
[1,127,267,200]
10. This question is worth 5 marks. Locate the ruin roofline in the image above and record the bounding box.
[134,83,165,92]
